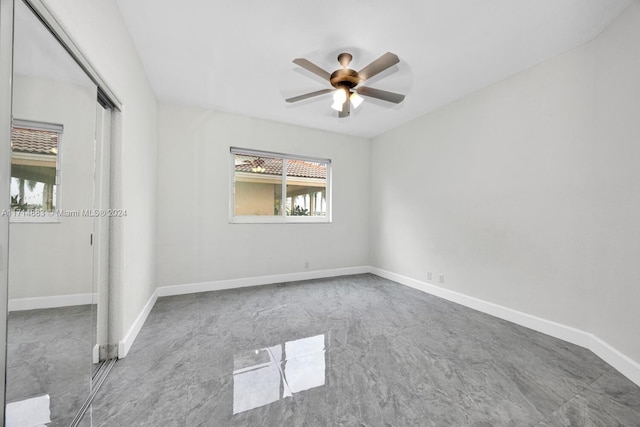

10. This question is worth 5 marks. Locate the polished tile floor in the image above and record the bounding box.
[83,274,640,426]
[7,305,96,426]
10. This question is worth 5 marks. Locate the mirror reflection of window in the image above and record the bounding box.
[10,121,62,213]
[232,335,326,414]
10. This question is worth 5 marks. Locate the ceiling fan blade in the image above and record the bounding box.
[285,89,333,103]
[357,52,400,82]
[338,99,350,118]
[293,58,331,81]
[356,86,405,104]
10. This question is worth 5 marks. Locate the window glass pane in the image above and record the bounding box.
[285,160,327,217]
[10,127,58,212]
[234,154,283,216]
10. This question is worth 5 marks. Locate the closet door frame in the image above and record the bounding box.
[0,0,122,423]
[0,0,14,420]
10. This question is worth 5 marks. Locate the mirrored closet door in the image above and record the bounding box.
[4,1,112,425]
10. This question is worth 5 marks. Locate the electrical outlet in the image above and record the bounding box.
[439,274,445,284]
[427,272,432,281]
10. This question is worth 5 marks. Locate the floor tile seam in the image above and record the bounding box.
[170,364,212,427]
[541,368,612,423]
[190,310,199,336]
[540,390,586,426]
[180,374,191,427]
[185,359,231,386]
[577,366,612,394]
[266,344,291,393]
[508,386,553,426]
[264,345,312,425]
[325,341,589,426]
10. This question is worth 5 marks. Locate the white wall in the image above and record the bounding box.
[156,103,370,286]
[371,2,640,365]
[9,75,95,300]
[36,0,640,372]
[43,0,158,346]
[591,1,640,365]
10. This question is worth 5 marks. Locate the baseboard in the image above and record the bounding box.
[121,265,640,387]
[118,289,158,358]
[92,344,99,364]
[156,266,370,297]
[589,334,640,386]
[8,293,97,312]
[118,267,368,358]
[370,267,640,387]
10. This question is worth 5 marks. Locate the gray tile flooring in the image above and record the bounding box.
[7,305,96,426]
[84,274,640,426]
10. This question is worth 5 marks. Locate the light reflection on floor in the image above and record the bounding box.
[232,334,325,414]
[5,394,51,427]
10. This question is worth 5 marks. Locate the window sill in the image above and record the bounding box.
[230,216,331,224]
[9,214,61,224]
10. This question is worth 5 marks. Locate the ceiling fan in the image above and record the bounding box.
[286,52,406,118]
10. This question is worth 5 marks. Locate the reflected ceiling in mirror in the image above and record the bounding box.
[13,0,92,87]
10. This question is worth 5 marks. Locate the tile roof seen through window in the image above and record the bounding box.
[235,155,326,179]
[11,127,58,155]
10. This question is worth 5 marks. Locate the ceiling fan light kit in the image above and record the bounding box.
[286,51,406,118]
[350,91,364,109]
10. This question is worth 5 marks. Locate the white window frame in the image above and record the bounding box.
[9,118,63,223]
[230,147,332,224]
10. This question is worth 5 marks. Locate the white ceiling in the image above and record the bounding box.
[115,0,631,138]
[13,0,94,89]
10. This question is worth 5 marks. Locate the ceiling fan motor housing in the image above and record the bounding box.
[330,68,360,90]
[331,53,360,90]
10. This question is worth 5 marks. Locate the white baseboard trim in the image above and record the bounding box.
[118,268,367,359]
[156,266,370,297]
[8,293,97,312]
[118,267,368,359]
[118,265,640,386]
[589,334,640,386]
[370,267,640,387]
[118,289,158,359]
[93,344,99,364]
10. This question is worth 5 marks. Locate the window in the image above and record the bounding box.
[231,148,331,223]
[10,119,63,222]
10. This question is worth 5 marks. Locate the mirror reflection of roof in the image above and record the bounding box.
[11,127,58,155]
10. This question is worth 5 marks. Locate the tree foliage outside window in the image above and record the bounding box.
[291,205,309,216]
[10,120,62,218]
